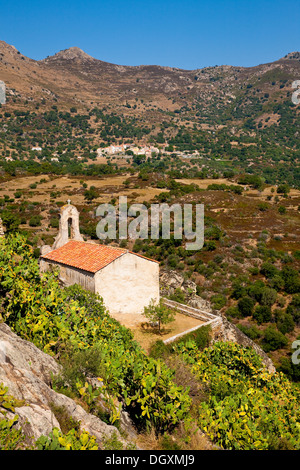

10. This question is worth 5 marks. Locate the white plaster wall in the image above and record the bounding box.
[94,252,159,315]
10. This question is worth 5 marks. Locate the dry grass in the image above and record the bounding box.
[174,177,241,188]
[136,421,215,451]
[108,308,205,353]
[0,174,166,205]
[128,313,204,353]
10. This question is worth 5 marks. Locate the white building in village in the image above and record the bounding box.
[40,203,160,315]
[0,81,6,105]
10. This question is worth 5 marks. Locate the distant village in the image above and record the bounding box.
[21,143,200,163]
[98,144,200,159]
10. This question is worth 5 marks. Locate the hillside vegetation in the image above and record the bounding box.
[0,42,300,450]
[0,234,299,450]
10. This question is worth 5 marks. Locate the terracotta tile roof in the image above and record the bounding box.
[41,240,127,273]
[41,240,159,273]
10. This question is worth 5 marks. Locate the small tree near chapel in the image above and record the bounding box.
[143,299,175,333]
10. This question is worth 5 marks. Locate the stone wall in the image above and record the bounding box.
[162,297,222,345]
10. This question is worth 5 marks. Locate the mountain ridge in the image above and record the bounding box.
[2,39,300,69]
[0,39,299,137]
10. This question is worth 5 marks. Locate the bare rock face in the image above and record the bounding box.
[160,269,213,312]
[0,323,128,448]
[160,269,198,295]
[188,295,214,313]
[43,47,95,63]
[282,51,300,61]
[160,269,185,292]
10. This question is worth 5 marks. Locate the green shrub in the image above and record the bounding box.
[281,267,300,294]
[278,357,300,382]
[174,341,300,450]
[260,287,277,307]
[0,384,26,450]
[175,325,211,351]
[237,296,255,317]
[0,235,191,433]
[286,294,300,324]
[29,215,42,227]
[237,324,262,340]
[278,206,286,214]
[0,211,20,233]
[102,431,124,450]
[0,417,25,450]
[149,340,170,359]
[35,427,98,450]
[262,326,288,352]
[225,306,241,319]
[260,262,279,278]
[210,294,227,310]
[49,218,59,228]
[169,288,186,304]
[275,312,295,334]
[253,305,272,324]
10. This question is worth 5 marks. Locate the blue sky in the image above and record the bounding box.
[2,0,299,69]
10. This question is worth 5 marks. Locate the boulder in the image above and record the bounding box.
[0,323,130,448]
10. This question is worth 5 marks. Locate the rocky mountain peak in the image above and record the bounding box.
[282,51,300,61]
[43,46,95,62]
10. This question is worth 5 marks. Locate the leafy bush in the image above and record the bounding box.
[253,305,272,324]
[168,288,186,304]
[0,211,20,233]
[278,356,300,382]
[175,325,211,351]
[275,311,295,334]
[0,384,26,450]
[0,416,25,450]
[210,294,227,310]
[29,215,42,227]
[260,287,277,307]
[225,306,241,319]
[280,267,300,294]
[260,262,279,278]
[286,294,300,325]
[0,235,191,432]
[237,296,255,317]
[148,340,170,359]
[174,341,300,450]
[49,218,59,228]
[262,326,288,352]
[35,427,98,450]
[237,324,262,340]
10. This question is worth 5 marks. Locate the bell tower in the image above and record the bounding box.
[52,200,84,249]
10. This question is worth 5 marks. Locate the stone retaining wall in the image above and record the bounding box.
[161,297,275,373]
[161,297,221,344]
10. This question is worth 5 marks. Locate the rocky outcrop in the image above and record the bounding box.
[209,315,276,373]
[0,323,131,448]
[160,269,214,313]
